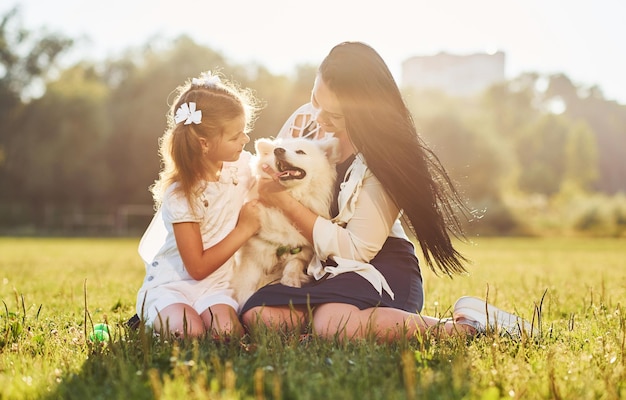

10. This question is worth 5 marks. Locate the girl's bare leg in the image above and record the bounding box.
[153,303,206,337]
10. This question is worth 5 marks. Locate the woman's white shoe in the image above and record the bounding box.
[453,296,532,337]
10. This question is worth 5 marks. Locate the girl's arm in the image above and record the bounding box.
[174,200,260,280]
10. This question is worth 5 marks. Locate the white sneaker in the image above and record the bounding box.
[453,296,532,337]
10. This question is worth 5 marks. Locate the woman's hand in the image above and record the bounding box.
[257,163,292,208]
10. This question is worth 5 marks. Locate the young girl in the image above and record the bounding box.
[135,71,261,338]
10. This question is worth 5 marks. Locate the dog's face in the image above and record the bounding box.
[254,137,340,190]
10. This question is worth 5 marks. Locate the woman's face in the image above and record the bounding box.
[311,76,346,136]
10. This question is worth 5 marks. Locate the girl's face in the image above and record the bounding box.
[311,76,346,137]
[205,114,249,163]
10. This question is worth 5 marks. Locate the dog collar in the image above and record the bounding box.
[276,245,302,257]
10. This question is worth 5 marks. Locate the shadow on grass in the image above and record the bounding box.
[40,319,250,400]
[40,318,477,400]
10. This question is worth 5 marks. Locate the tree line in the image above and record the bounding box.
[1,8,625,236]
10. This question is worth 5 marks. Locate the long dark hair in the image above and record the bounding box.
[319,41,469,276]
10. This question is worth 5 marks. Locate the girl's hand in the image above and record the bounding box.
[238,199,261,236]
[257,163,291,208]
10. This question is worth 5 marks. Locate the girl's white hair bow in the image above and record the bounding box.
[174,102,202,125]
[192,71,221,87]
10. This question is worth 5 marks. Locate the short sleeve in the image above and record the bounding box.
[161,185,203,224]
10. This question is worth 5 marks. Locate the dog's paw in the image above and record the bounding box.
[280,273,303,288]
[281,270,312,287]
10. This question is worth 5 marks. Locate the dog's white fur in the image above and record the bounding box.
[232,136,340,306]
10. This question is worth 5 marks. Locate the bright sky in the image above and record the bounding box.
[8,0,626,104]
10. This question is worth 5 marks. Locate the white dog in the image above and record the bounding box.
[232,136,340,306]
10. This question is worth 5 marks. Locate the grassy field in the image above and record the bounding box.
[0,237,624,399]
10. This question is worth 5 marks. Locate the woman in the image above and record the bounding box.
[241,42,530,340]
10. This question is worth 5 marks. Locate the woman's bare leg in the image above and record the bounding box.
[241,305,308,334]
[200,304,244,337]
[312,303,473,341]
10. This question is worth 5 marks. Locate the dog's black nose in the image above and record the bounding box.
[274,148,285,156]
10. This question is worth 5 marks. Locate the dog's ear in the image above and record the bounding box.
[317,136,341,164]
[254,138,277,155]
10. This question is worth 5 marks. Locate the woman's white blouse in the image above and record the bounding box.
[314,154,408,262]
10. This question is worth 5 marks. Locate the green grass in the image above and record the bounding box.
[0,237,625,399]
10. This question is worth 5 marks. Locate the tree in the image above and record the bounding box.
[241,63,317,143]
[0,6,73,202]
[2,64,112,230]
[516,114,569,195]
[545,74,626,194]
[103,35,233,206]
[481,73,541,142]
[418,114,507,201]
[563,120,598,191]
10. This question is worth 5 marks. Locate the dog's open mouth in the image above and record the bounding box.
[276,159,306,180]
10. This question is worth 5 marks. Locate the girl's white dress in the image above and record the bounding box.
[136,151,254,324]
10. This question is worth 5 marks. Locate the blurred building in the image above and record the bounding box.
[401,51,506,97]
